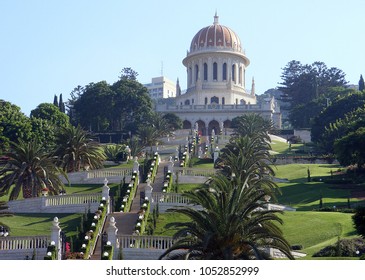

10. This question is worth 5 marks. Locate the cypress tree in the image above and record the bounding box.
[59,93,65,113]
[359,75,364,91]
[53,94,58,107]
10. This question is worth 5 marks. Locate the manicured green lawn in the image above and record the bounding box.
[2,213,82,238]
[270,140,304,155]
[279,211,358,258]
[175,183,202,193]
[272,164,364,210]
[152,212,190,236]
[191,158,214,169]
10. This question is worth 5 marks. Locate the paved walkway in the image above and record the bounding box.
[90,158,168,259]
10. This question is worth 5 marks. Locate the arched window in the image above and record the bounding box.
[195,64,199,82]
[239,66,243,84]
[232,64,236,82]
[222,63,227,80]
[185,100,190,105]
[211,96,219,104]
[222,97,225,105]
[205,97,208,105]
[189,67,192,86]
[213,62,217,80]
[203,63,208,81]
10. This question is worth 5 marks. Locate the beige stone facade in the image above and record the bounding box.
[156,14,281,134]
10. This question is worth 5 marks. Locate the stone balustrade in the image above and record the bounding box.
[4,193,102,213]
[87,168,133,179]
[174,167,217,177]
[118,235,174,250]
[0,235,49,250]
[152,192,191,204]
[45,193,101,206]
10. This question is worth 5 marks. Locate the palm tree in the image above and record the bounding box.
[0,140,66,200]
[54,125,106,172]
[216,135,278,199]
[232,113,274,140]
[159,175,294,260]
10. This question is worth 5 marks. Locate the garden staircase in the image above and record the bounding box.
[90,160,169,259]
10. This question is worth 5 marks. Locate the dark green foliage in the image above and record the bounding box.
[311,90,365,148]
[30,103,69,128]
[70,69,153,134]
[53,94,58,107]
[104,144,127,162]
[278,60,347,128]
[59,94,65,113]
[313,237,365,257]
[0,100,32,152]
[0,140,66,200]
[334,128,365,168]
[231,113,273,139]
[359,75,364,91]
[159,175,293,260]
[352,207,365,238]
[54,125,106,172]
[162,113,183,131]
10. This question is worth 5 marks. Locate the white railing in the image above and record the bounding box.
[0,236,49,250]
[118,235,174,250]
[45,193,101,207]
[174,167,217,177]
[267,203,296,211]
[152,192,191,204]
[87,168,133,179]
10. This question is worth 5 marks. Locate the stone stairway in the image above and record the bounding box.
[90,158,169,259]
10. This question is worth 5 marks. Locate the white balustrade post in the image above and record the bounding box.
[102,178,110,213]
[213,146,220,163]
[168,157,174,173]
[133,157,139,174]
[174,147,179,161]
[145,178,153,203]
[50,217,62,260]
[106,216,118,259]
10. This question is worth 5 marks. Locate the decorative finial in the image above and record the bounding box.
[214,11,219,25]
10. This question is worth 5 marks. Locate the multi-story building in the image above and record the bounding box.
[144,76,177,100]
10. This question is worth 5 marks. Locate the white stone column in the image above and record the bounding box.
[168,157,174,173]
[133,157,139,174]
[50,217,62,260]
[214,146,220,163]
[102,178,110,213]
[145,178,153,203]
[106,216,118,260]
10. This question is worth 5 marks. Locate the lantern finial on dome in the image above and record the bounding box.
[214,11,219,25]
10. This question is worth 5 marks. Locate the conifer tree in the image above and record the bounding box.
[53,94,58,107]
[59,93,65,113]
[359,75,364,91]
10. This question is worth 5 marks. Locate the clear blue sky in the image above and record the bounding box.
[1,0,364,116]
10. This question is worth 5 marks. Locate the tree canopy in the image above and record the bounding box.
[311,90,365,150]
[278,60,348,128]
[71,69,153,134]
[0,100,32,152]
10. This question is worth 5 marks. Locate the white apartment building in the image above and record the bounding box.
[144,76,176,99]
